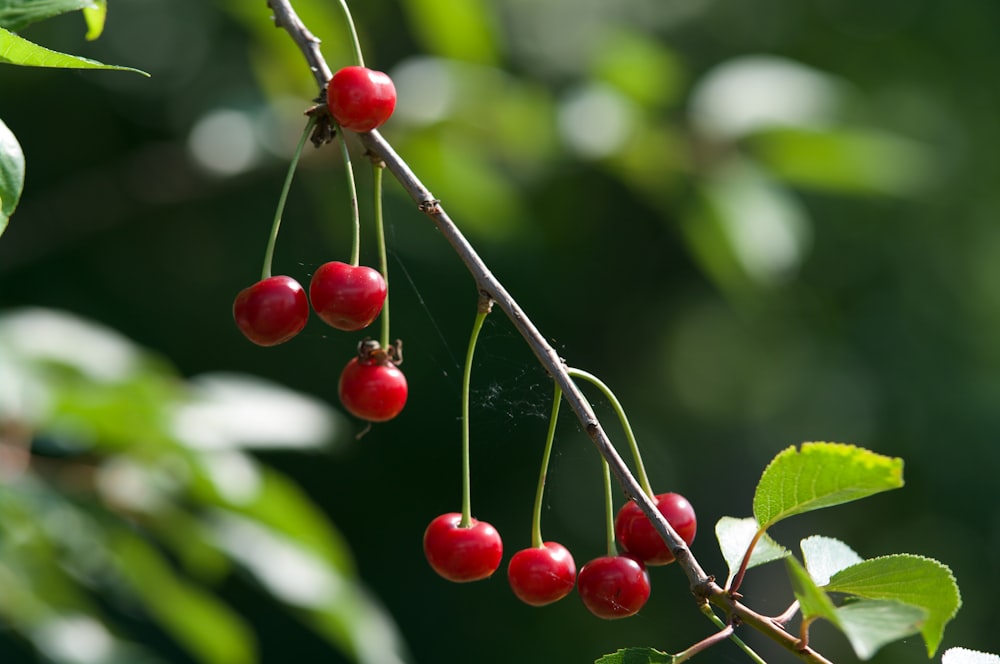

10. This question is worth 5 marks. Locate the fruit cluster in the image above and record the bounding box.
[233,66,405,423]
[423,492,697,619]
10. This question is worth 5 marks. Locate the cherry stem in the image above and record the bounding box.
[673,624,736,664]
[261,114,317,281]
[373,162,390,348]
[530,383,563,549]
[773,600,801,627]
[334,126,361,266]
[460,298,491,528]
[601,458,616,557]
[335,0,365,67]
[566,367,655,498]
[698,603,769,664]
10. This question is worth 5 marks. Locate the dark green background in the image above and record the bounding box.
[2,0,999,661]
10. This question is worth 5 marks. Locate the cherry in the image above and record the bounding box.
[507,541,576,606]
[233,275,309,346]
[577,555,650,619]
[338,349,407,422]
[326,66,397,133]
[423,512,503,583]
[614,492,697,566]
[309,261,386,332]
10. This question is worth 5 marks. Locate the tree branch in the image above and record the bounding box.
[266,2,835,662]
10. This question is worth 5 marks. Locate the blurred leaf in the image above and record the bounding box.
[82,0,106,40]
[595,647,675,663]
[0,0,91,31]
[400,0,498,64]
[112,529,256,664]
[0,26,148,74]
[0,116,24,236]
[590,29,684,109]
[826,554,961,657]
[714,516,789,586]
[747,126,930,196]
[753,442,904,529]
[943,648,1000,664]
[800,535,863,586]
[836,599,926,660]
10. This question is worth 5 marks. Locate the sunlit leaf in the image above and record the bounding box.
[826,554,961,657]
[595,647,675,663]
[591,29,684,109]
[943,647,1000,664]
[0,0,91,31]
[786,556,841,629]
[836,599,926,660]
[715,516,789,586]
[112,530,256,664]
[399,0,498,64]
[748,126,930,196]
[82,0,106,40]
[753,442,904,529]
[801,535,863,586]
[0,26,148,74]
[0,116,24,236]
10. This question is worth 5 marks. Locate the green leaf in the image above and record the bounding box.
[943,648,1000,664]
[747,126,930,196]
[786,556,841,629]
[715,516,790,586]
[82,0,107,40]
[801,535,863,586]
[595,647,675,664]
[825,554,961,657]
[112,529,256,664]
[399,0,498,64]
[836,599,926,660]
[753,442,904,529]
[0,0,92,31]
[0,26,148,75]
[0,116,24,236]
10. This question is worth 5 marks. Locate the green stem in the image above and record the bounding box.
[530,384,562,549]
[567,368,654,498]
[698,604,770,664]
[335,0,365,67]
[373,163,390,348]
[334,127,361,266]
[602,458,616,556]
[261,114,317,280]
[460,301,491,527]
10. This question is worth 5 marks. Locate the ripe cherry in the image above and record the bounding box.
[577,555,650,619]
[326,66,397,133]
[338,344,407,422]
[614,492,697,566]
[233,275,309,346]
[507,541,576,606]
[309,261,386,332]
[423,512,503,583]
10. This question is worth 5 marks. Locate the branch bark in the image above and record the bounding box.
[266,2,835,662]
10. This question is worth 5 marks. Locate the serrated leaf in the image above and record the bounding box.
[943,647,1000,664]
[801,535,863,586]
[836,599,926,660]
[0,116,24,236]
[0,26,148,74]
[753,442,904,529]
[595,647,675,664]
[826,554,961,657]
[82,0,106,41]
[0,0,91,31]
[715,516,790,585]
[786,556,841,628]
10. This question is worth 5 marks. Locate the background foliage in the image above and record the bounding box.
[2,0,999,662]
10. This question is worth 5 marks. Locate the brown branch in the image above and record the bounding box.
[267,2,835,662]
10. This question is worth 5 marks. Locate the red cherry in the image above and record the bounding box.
[423,513,503,583]
[233,275,308,346]
[338,355,407,422]
[507,541,576,606]
[577,555,650,619]
[614,492,697,566]
[309,261,386,331]
[326,66,397,133]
